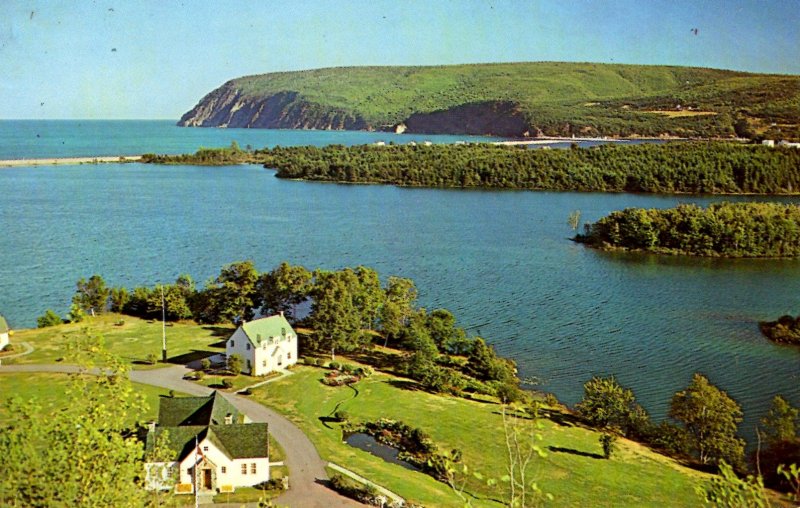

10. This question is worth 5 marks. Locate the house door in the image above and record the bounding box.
[203,469,212,490]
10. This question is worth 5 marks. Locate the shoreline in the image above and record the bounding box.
[0,155,142,168]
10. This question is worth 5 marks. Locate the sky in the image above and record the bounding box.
[1,0,798,120]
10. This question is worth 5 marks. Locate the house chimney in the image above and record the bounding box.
[279,311,284,317]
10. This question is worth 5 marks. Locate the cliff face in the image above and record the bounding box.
[179,84,530,136]
[178,82,369,130]
[403,102,530,137]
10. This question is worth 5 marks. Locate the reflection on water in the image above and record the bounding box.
[345,433,421,472]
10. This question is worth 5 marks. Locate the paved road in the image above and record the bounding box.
[0,363,362,507]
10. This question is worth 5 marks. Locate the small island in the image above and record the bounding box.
[759,315,800,346]
[575,202,800,257]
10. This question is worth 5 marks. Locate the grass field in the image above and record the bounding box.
[250,365,709,507]
[0,372,180,425]
[9,314,233,368]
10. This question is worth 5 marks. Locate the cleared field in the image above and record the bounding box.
[10,314,232,368]
[251,365,709,507]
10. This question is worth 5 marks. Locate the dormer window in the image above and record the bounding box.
[224,414,233,425]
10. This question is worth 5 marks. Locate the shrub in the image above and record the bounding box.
[145,353,158,365]
[544,393,560,408]
[355,366,374,377]
[329,361,341,370]
[200,358,211,371]
[600,433,618,459]
[222,379,234,389]
[340,363,354,374]
[334,410,350,422]
[194,371,205,380]
[494,381,525,403]
[2,344,15,353]
[36,309,62,328]
[227,354,243,375]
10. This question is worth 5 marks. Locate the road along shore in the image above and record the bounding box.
[0,155,142,167]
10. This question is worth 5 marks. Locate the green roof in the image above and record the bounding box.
[0,315,8,334]
[157,391,241,427]
[145,424,269,461]
[242,315,294,345]
[146,392,269,462]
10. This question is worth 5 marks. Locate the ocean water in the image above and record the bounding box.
[0,120,505,160]
[0,121,797,441]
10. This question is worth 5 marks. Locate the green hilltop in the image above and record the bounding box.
[179,62,800,139]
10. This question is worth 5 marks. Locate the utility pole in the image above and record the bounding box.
[161,285,167,362]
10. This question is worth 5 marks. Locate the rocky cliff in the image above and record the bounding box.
[177,62,800,139]
[178,82,369,130]
[179,84,531,136]
[403,102,530,137]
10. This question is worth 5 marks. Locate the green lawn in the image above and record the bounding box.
[10,314,233,368]
[251,365,709,508]
[0,372,181,426]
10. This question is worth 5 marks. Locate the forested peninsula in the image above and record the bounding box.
[142,142,800,195]
[177,62,800,139]
[575,202,800,257]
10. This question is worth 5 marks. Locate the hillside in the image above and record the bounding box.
[178,62,800,139]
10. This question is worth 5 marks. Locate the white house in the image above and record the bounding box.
[0,315,9,350]
[144,391,273,494]
[226,314,298,376]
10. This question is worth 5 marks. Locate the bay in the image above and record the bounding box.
[0,121,797,443]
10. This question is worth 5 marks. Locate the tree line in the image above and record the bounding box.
[42,260,522,402]
[575,202,800,257]
[574,374,800,497]
[241,142,800,194]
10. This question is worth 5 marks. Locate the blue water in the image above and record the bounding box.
[0,120,505,160]
[0,121,797,442]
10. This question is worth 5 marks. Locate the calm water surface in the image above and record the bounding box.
[0,122,797,441]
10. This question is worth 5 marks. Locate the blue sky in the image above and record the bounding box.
[1,0,798,119]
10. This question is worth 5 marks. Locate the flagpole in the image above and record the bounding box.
[194,435,199,508]
[161,285,167,362]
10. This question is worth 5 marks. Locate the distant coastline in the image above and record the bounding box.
[0,156,142,168]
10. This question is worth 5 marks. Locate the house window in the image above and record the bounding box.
[221,466,226,474]
[246,343,251,350]
[262,360,266,367]
[263,342,267,350]
[247,360,251,371]
[203,446,208,452]
[251,463,257,474]
[288,352,292,359]
[241,464,247,475]
[230,340,234,347]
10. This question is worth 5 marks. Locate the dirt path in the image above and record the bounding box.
[0,363,362,507]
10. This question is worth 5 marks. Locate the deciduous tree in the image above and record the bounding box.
[0,331,148,507]
[670,373,746,468]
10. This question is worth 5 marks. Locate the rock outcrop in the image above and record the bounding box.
[178,82,369,130]
[403,102,530,137]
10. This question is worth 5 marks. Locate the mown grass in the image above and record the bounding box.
[10,313,232,368]
[0,372,181,425]
[251,365,709,507]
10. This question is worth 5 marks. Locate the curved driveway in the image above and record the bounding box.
[0,363,361,507]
